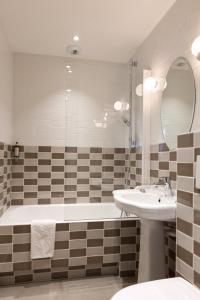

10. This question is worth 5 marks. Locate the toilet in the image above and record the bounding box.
[111,277,200,300]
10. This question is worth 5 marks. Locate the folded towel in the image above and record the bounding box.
[31,219,56,259]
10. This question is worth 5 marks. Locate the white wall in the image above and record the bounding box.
[161,68,195,149]
[13,53,129,147]
[133,0,200,146]
[0,23,13,144]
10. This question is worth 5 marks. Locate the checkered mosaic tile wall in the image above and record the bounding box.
[0,219,140,286]
[0,142,12,217]
[176,132,200,288]
[150,143,177,189]
[11,146,128,205]
[127,146,141,188]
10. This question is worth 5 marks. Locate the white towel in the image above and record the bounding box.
[31,219,56,259]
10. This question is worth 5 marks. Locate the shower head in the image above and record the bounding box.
[66,45,81,56]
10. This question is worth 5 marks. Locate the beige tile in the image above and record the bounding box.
[69,222,87,231]
[194,225,200,243]
[177,148,194,163]
[159,152,170,162]
[194,194,200,210]
[0,262,13,272]
[176,257,194,283]
[55,231,69,241]
[13,233,30,244]
[0,226,12,235]
[69,256,87,266]
[86,229,104,239]
[158,170,169,177]
[86,246,103,256]
[103,254,120,264]
[53,249,69,259]
[150,161,159,170]
[194,255,200,273]
[177,176,194,193]
[194,132,200,147]
[177,231,193,253]
[0,243,12,253]
[177,203,193,223]
[169,161,177,172]
[104,237,121,247]
[70,239,87,249]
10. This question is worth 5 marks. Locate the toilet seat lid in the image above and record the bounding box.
[111,278,200,300]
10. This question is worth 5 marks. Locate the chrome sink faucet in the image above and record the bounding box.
[160,176,174,196]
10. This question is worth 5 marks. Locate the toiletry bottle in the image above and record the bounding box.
[14,142,20,158]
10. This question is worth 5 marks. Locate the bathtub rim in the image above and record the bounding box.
[0,203,139,226]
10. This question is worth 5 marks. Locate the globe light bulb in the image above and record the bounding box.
[114,101,123,111]
[144,77,157,91]
[191,36,200,60]
[136,84,143,97]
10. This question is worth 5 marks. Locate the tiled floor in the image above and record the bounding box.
[0,276,134,300]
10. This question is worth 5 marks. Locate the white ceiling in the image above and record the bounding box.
[0,0,175,63]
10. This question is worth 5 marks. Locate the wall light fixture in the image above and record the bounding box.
[191,36,200,60]
[136,84,143,97]
[144,77,167,93]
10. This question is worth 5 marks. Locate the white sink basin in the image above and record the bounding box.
[113,188,176,221]
[113,185,177,283]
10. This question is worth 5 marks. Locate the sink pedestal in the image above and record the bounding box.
[138,219,166,283]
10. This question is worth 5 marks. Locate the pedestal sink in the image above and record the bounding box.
[113,186,176,283]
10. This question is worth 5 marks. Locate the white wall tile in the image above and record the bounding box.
[13,53,129,147]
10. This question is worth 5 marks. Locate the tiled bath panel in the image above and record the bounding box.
[11,146,127,205]
[0,219,140,286]
[176,132,200,288]
[0,142,12,217]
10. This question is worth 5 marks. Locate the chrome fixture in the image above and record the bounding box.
[157,177,173,196]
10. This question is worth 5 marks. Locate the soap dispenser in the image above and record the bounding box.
[14,142,20,158]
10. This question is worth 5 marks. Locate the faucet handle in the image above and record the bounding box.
[155,177,167,185]
[159,176,170,184]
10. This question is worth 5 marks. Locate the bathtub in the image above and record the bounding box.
[0,203,137,225]
[0,204,140,286]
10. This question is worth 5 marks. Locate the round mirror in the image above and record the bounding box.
[161,57,196,150]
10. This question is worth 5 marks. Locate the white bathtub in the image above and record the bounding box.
[0,203,137,225]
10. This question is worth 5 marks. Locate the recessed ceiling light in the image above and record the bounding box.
[68,70,72,73]
[66,65,71,69]
[66,89,72,92]
[73,35,80,41]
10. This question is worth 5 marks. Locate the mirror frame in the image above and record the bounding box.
[160,57,196,150]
